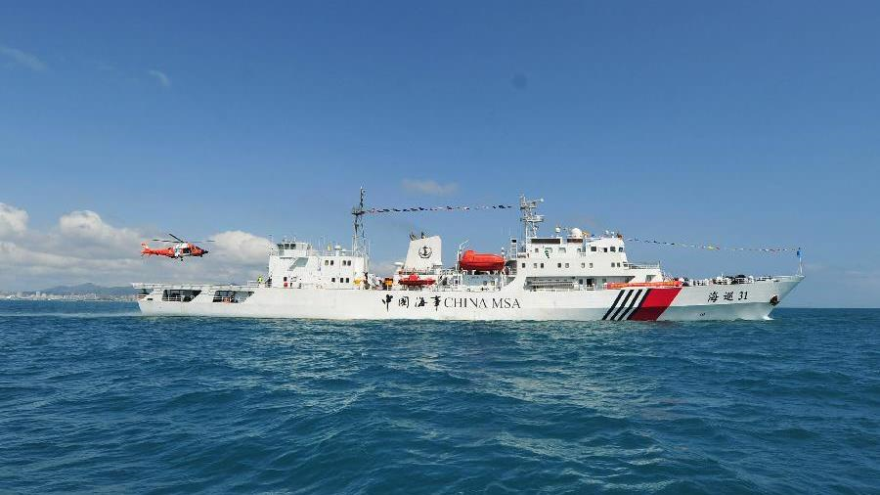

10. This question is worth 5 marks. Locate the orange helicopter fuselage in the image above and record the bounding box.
[141,242,208,259]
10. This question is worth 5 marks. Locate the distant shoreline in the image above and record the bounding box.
[1,297,137,303]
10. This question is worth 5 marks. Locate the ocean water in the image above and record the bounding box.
[1,302,878,494]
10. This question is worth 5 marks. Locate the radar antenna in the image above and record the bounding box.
[519,195,544,240]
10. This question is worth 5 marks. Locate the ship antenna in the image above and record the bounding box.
[352,187,367,259]
[519,195,544,241]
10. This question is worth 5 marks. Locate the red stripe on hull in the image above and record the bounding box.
[628,288,681,321]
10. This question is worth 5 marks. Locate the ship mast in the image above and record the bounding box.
[352,187,368,267]
[519,195,544,240]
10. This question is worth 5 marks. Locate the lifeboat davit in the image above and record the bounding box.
[398,273,436,287]
[459,250,505,272]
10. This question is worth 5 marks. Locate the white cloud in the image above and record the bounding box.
[401,179,458,196]
[58,210,141,247]
[209,230,273,264]
[0,203,28,238]
[0,45,47,72]
[147,69,171,88]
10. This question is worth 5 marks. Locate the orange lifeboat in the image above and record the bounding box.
[398,273,436,287]
[459,250,505,272]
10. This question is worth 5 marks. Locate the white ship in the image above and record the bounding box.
[135,192,802,321]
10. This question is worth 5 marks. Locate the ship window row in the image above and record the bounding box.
[324,259,353,266]
[611,262,621,267]
[524,262,594,269]
[587,246,624,253]
[330,277,351,283]
[534,246,625,254]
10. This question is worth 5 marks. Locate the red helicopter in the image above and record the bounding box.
[141,234,212,261]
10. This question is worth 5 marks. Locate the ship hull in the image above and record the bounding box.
[136,277,802,321]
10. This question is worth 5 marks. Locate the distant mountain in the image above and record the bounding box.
[39,283,137,296]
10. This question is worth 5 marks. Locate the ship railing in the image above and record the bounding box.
[684,275,803,287]
[625,262,661,269]
[527,285,603,292]
[132,282,259,291]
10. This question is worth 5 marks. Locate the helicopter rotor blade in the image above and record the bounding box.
[168,233,185,243]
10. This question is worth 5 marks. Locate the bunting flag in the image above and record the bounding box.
[625,237,800,254]
[363,204,514,214]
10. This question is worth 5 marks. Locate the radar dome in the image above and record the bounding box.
[570,228,583,239]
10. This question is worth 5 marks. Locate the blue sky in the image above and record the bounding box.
[1,1,879,306]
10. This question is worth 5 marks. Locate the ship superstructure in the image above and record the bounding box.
[135,192,802,320]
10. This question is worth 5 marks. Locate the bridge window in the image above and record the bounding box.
[591,246,597,252]
[590,263,594,268]
[603,247,608,253]
[565,263,570,268]
[581,263,585,268]
[540,263,545,268]
[610,246,616,252]
[557,263,562,268]
[620,247,624,252]
[522,263,526,268]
